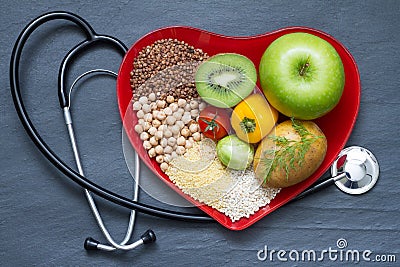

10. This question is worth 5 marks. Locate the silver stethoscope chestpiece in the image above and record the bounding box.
[331,146,379,195]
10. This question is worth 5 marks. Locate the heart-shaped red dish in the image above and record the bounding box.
[117,26,360,230]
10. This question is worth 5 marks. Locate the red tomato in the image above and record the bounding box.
[198,106,231,140]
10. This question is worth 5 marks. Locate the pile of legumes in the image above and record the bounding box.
[133,94,206,171]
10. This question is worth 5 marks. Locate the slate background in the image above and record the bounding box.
[1,0,399,266]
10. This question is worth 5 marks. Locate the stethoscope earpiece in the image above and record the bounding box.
[84,237,100,251]
[141,229,157,244]
[84,229,156,251]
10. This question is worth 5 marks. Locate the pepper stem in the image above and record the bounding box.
[239,117,256,133]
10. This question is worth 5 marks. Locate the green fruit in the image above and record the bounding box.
[195,53,257,108]
[259,32,345,120]
[216,135,254,170]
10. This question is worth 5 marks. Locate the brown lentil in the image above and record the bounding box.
[130,39,208,102]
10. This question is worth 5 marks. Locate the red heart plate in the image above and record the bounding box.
[116,26,360,230]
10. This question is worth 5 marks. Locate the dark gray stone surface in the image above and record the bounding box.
[1,0,399,266]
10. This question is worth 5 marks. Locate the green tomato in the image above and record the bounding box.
[259,32,345,120]
[216,135,254,170]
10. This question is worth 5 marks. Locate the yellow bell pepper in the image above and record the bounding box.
[231,93,278,143]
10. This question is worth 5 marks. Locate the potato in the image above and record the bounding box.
[253,119,327,188]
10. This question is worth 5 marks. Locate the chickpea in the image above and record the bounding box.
[142,104,151,114]
[152,119,161,128]
[164,107,173,116]
[140,132,149,141]
[175,121,185,129]
[156,100,166,108]
[166,95,175,103]
[136,110,144,119]
[164,145,173,154]
[164,129,173,138]
[160,162,169,172]
[181,128,190,137]
[148,126,157,136]
[167,137,176,147]
[150,102,157,110]
[160,138,168,147]
[182,114,192,124]
[169,103,178,112]
[132,101,142,111]
[154,130,163,140]
[134,124,143,134]
[139,96,148,105]
[190,109,199,118]
[171,125,180,136]
[142,121,151,131]
[177,98,186,107]
[155,155,164,164]
[155,145,164,155]
[177,136,186,146]
[189,123,198,133]
[189,100,199,109]
[143,113,153,122]
[149,136,158,146]
[156,111,166,121]
[143,140,152,150]
[148,148,156,158]
[152,110,159,118]
[166,116,176,126]
[163,154,172,163]
[148,92,156,102]
[192,132,201,141]
[184,103,191,112]
[173,112,182,120]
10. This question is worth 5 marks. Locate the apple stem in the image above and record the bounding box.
[299,62,310,76]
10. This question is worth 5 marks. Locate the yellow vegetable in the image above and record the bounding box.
[231,93,278,143]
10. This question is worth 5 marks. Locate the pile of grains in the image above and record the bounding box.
[130,39,209,102]
[166,140,281,222]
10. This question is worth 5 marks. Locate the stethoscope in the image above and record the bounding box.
[10,11,380,252]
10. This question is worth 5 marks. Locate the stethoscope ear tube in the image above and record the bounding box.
[9,11,212,222]
[58,34,127,108]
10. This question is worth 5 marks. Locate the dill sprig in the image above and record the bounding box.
[258,118,323,182]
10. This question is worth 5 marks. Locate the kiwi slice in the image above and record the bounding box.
[195,53,257,108]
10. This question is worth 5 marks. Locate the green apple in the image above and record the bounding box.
[259,32,345,120]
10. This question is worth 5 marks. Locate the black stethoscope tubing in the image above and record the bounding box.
[10,11,212,222]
